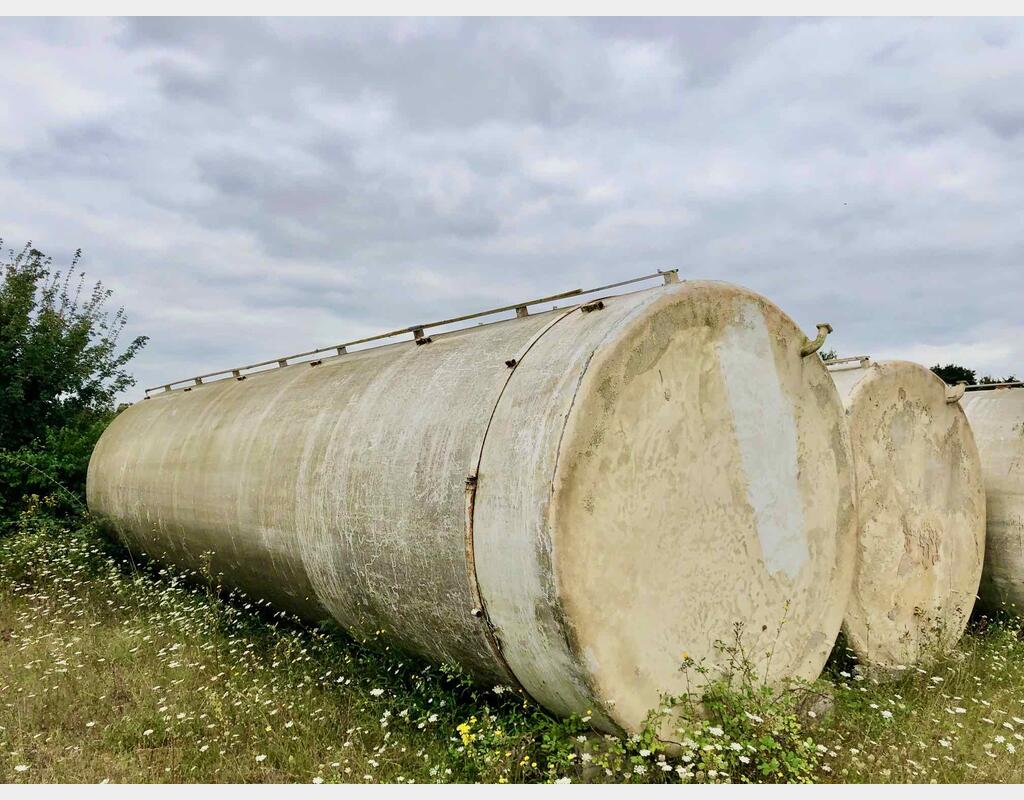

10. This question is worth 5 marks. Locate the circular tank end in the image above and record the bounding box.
[836,360,985,669]
[549,282,857,734]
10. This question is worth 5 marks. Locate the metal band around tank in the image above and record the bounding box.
[462,272,683,698]
[462,304,584,699]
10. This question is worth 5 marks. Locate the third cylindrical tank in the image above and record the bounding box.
[961,384,1024,614]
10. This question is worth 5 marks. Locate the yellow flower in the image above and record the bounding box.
[456,720,475,746]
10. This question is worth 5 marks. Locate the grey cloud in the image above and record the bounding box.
[979,107,1024,140]
[8,122,130,179]
[125,17,587,129]
[1,16,1023,396]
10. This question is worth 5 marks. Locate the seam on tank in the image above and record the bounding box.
[465,304,584,701]
[545,289,681,732]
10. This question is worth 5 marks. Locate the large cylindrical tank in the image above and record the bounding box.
[88,280,857,734]
[827,358,985,668]
[961,384,1024,614]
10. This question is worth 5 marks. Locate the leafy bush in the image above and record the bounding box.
[0,240,146,523]
[637,628,821,784]
[464,624,826,784]
[931,363,976,386]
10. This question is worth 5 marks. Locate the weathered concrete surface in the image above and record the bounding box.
[88,280,857,734]
[961,386,1024,614]
[829,360,985,668]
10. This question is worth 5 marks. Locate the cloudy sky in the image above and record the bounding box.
[2,16,1023,395]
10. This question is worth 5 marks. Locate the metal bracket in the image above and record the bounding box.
[946,381,968,403]
[964,381,1024,392]
[801,323,833,357]
[825,355,871,370]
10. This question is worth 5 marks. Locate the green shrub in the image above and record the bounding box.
[0,240,145,524]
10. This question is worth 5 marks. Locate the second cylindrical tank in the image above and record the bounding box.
[827,358,985,669]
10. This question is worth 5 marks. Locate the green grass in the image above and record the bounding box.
[818,624,1024,782]
[3,497,1024,783]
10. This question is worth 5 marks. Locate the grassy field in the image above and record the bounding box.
[3,499,1024,784]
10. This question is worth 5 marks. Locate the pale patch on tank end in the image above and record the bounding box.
[715,301,808,580]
